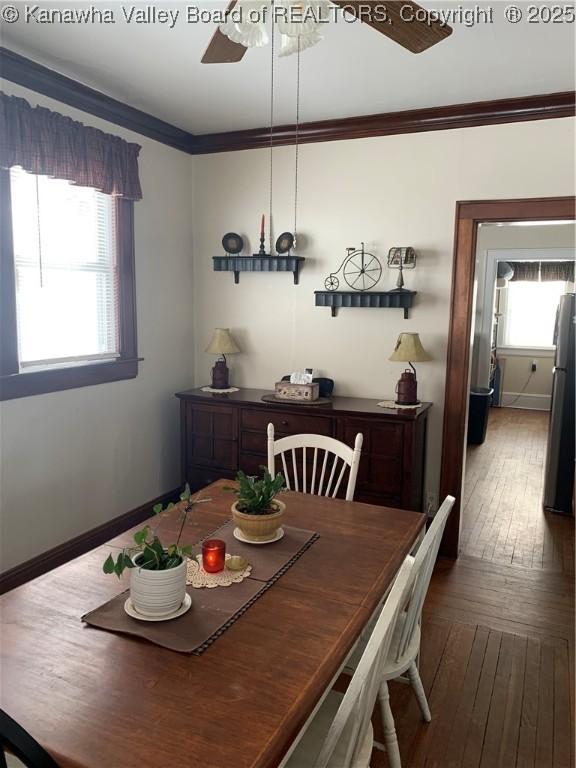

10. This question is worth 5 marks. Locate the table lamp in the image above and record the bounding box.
[205,328,240,389]
[389,333,431,405]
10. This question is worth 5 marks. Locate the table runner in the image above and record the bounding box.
[82,522,318,654]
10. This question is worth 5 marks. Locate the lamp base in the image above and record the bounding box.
[211,360,230,390]
[394,399,421,406]
[395,369,419,406]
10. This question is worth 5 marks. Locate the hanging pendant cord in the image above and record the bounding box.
[268,8,275,255]
[293,36,301,248]
[35,175,44,287]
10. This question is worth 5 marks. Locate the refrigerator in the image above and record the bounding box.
[543,293,575,515]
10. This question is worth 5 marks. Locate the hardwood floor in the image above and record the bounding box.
[373,407,575,768]
[460,407,573,574]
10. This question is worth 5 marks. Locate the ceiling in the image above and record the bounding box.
[1,1,574,135]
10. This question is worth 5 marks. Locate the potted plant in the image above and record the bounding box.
[227,468,286,542]
[102,485,194,617]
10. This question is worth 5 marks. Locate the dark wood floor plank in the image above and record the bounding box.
[553,637,572,768]
[461,629,503,768]
[442,626,490,768]
[536,640,556,768]
[413,623,478,768]
[500,634,528,767]
[479,632,516,768]
[516,636,541,768]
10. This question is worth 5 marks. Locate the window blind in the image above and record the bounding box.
[10,166,120,367]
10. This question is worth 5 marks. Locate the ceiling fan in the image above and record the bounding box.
[202,0,452,63]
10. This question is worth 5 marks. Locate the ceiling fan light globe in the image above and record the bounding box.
[237,22,269,47]
[278,29,323,56]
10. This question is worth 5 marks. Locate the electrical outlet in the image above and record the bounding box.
[531,360,537,372]
[425,492,439,516]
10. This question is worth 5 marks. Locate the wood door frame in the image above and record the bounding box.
[439,196,575,557]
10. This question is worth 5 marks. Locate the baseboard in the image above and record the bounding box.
[0,487,180,595]
[501,392,551,410]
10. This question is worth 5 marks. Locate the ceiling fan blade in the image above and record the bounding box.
[331,1,452,53]
[201,1,248,63]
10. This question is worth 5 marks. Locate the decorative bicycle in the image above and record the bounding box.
[323,243,382,292]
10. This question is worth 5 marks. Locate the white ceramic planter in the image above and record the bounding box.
[130,556,187,617]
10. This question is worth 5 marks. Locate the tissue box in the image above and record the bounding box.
[274,381,320,401]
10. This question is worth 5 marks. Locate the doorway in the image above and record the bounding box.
[439,197,575,558]
[464,234,574,568]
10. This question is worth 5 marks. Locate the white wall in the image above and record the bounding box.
[0,82,195,571]
[192,118,575,504]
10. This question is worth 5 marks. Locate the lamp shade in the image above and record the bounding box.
[205,328,240,355]
[389,333,432,363]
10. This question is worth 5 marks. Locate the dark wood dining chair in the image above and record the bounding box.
[0,710,59,768]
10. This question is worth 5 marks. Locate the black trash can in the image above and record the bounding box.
[467,387,494,445]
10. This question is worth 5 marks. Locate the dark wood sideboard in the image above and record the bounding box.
[176,388,431,512]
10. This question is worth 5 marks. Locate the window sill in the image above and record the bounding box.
[497,346,555,358]
[0,358,139,401]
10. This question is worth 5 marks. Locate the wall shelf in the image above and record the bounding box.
[314,290,417,318]
[213,255,305,284]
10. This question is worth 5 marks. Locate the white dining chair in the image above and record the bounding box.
[344,494,455,768]
[282,556,415,768]
[267,423,363,501]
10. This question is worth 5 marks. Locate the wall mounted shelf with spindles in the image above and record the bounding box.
[213,256,305,285]
[314,290,417,318]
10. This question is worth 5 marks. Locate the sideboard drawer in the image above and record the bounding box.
[240,408,335,437]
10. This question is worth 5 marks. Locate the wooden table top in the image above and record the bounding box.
[0,480,425,768]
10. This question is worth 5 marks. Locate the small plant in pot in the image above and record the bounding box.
[102,485,195,618]
[227,468,286,543]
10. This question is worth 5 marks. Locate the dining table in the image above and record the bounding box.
[0,479,425,768]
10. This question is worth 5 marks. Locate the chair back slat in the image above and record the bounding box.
[291,448,299,492]
[267,425,363,502]
[395,495,455,661]
[310,448,318,495]
[324,457,338,497]
[332,460,348,498]
[280,451,290,491]
[313,557,415,768]
[318,449,329,496]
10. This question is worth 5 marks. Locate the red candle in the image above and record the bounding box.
[202,539,226,573]
[260,214,265,237]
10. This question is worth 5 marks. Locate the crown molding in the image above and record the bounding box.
[193,91,576,153]
[1,47,574,155]
[0,47,195,153]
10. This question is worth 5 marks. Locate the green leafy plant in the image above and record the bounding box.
[226,467,286,515]
[103,484,195,578]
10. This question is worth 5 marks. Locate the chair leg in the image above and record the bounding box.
[379,680,402,768]
[407,660,431,723]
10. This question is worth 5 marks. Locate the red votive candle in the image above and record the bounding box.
[202,539,226,573]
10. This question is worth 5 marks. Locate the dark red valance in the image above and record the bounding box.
[0,92,142,200]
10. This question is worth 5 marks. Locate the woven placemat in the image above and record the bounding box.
[82,523,319,654]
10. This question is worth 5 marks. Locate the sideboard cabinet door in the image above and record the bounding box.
[182,402,238,490]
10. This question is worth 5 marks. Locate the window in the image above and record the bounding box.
[502,280,567,348]
[1,169,138,400]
